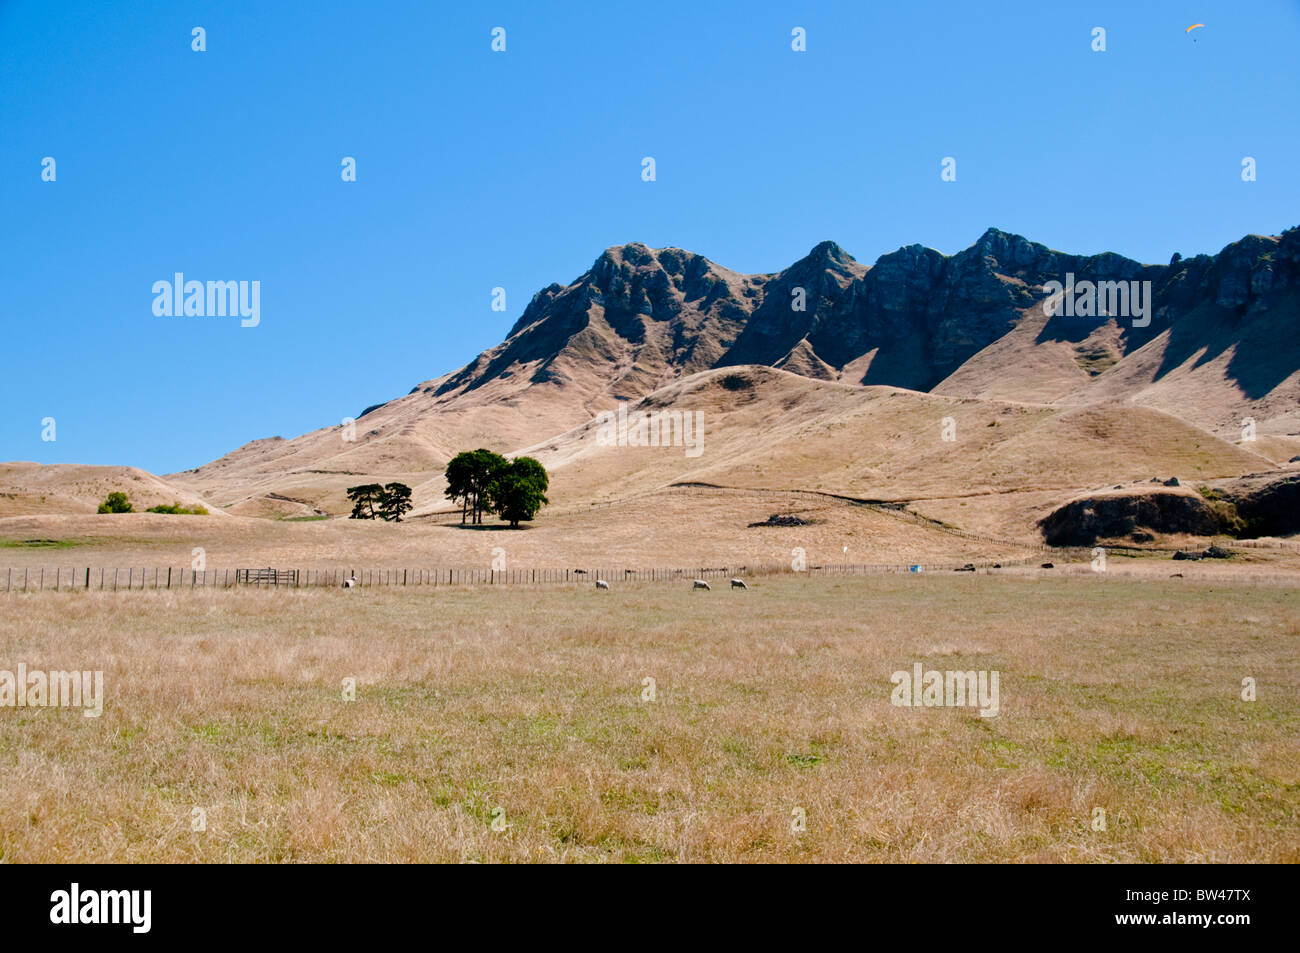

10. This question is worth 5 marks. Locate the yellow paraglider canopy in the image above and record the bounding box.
[1186,23,1205,33]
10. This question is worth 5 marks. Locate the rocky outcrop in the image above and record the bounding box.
[1218,473,1300,538]
[1038,491,1223,546]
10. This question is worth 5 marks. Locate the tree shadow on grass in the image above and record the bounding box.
[447,523,532,531]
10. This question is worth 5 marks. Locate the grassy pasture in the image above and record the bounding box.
[0,574,1296,862]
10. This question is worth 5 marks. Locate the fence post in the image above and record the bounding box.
[112,569,117,591]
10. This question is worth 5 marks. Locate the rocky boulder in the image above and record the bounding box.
[1039,490,1222,546]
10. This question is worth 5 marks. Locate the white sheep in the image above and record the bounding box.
[692,579,711,591]
[730,578,748,589]
[342,574,356,589]
[596,579,610,590]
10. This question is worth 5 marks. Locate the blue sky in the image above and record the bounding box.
[2,0,1297,473]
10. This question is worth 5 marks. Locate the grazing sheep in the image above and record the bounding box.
[692,579,711,591]
[596,579,610,590]
[730,578,748,589]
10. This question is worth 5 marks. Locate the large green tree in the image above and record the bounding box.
[485,456,549,528]
[443,453,473,523]
[443,449,508,524]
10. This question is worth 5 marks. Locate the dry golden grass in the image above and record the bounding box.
[1,574,1296,862]
[0,463,221,519]
[6,366,1284,549]
[0,485,1038,574]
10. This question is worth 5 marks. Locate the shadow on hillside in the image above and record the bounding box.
[1033,292,1298,401]
[447,523,532,531]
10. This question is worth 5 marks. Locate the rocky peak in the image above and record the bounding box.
[805,239,854,269]
[434,225,1300,405]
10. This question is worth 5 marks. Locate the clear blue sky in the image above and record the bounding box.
[2,0,1297,473]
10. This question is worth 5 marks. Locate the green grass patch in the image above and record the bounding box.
[0,538,85,550]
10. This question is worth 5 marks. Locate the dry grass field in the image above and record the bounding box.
[2,573,1296,863]
[0,486,1040,574]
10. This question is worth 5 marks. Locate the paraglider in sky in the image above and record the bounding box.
[1186,23,1205,41]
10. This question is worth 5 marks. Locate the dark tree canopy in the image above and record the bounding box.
[378,482,413,522]
[444,451,549,527]
[443,449,508,524]
[485,455,550,528]
[348,482,414,521]
[346,483,385,520]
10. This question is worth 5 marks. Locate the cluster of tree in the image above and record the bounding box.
[346,482,413,522]
[97,491,133,513]
[97,492,207,515]
[146,502,208,515]
[444,450,549,528]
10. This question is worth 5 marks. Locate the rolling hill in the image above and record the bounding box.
[7,225,1298,550]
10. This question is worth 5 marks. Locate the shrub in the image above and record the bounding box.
[145,502,208,515]
[96,492,133,514]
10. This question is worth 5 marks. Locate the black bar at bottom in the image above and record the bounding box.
[0,862,1283,941]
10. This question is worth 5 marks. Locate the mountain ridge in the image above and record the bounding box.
[159,225,1300,517]
[404,224,1300,413]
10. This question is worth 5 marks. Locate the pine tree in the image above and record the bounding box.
[346,484,385,519]
[377,482,413,522]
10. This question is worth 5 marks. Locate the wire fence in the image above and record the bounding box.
[1,555,1062,593]
[1229,538,1300,551]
